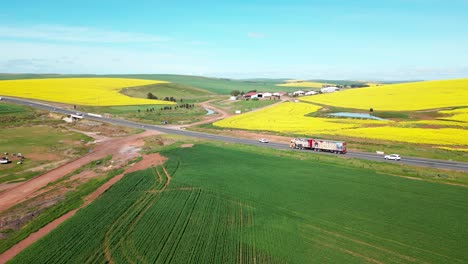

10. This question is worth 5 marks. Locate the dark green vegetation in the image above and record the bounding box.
[80,103,207,125]
[120,82,213,102]
[11,143,468,263]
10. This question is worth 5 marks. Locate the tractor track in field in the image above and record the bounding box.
[102,159,173,264]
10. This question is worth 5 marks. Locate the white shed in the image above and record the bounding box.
[305,91,318,96]
[293,90,305,96]
[321,87,339,93]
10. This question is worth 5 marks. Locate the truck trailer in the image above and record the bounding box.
[290,138,347,154]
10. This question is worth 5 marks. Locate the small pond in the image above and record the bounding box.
[328,112,387,120]
[204,108,215,115]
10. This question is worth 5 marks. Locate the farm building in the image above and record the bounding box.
[321,87,339,93]
[259,92,273,98]
[273,92,287,97]
[305,91,318,96]
[293,90,305,96]
[243,92,259,99]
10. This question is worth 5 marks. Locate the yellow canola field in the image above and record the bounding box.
[438,108,468,122]
[215,102,468,146]
[327,127,468,146]
[276,81,330,88]
[0,78,171,106]
[401,119,468,128]
[437,147,468,152]
[214,102,388,135]
[301,79,468,111]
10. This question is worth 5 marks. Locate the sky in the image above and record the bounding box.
[0,0,467,80]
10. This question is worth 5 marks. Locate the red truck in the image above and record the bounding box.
[290,138,347,154]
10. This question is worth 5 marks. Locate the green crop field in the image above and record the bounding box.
[11,143,468,264]
[120,82,214,100]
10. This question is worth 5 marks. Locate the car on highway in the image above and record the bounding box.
[384,154,401,161]
[258,138,269,143]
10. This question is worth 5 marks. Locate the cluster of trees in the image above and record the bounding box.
[179,103,195,109]
[230,89,257,96]
[147,93,184,103]
[350,84,370,88]
[137,107,157,113]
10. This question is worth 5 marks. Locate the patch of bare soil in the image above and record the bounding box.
[180,144,194,148]
[25,152,61,161]
[125,153,167,174]
[0,183,22,194]
[70,121,136,138]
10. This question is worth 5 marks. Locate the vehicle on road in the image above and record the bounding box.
[290,138,347,154]
[259,138,269,143]
[384,154,401,161]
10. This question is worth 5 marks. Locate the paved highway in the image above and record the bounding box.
[3,96,468,172]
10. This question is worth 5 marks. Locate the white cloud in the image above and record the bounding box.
[247,32,265,38]
[0,24,169,43]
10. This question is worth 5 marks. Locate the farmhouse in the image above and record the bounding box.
[321,87,339,93]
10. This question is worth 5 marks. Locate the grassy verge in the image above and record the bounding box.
[0,126,92,184]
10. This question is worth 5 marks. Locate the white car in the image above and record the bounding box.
[384,154,401,161]
[259,138,269,143]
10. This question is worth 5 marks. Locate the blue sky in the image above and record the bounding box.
[1,0,467,80]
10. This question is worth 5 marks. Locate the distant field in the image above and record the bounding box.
[0,78,171,106]
[301,79,468,111]
[120,82,213,101]
[125,74,294,94]
[211,98,279,114]
[11,143,468,263]
[276,81,331,88]
[0,74,296,95]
